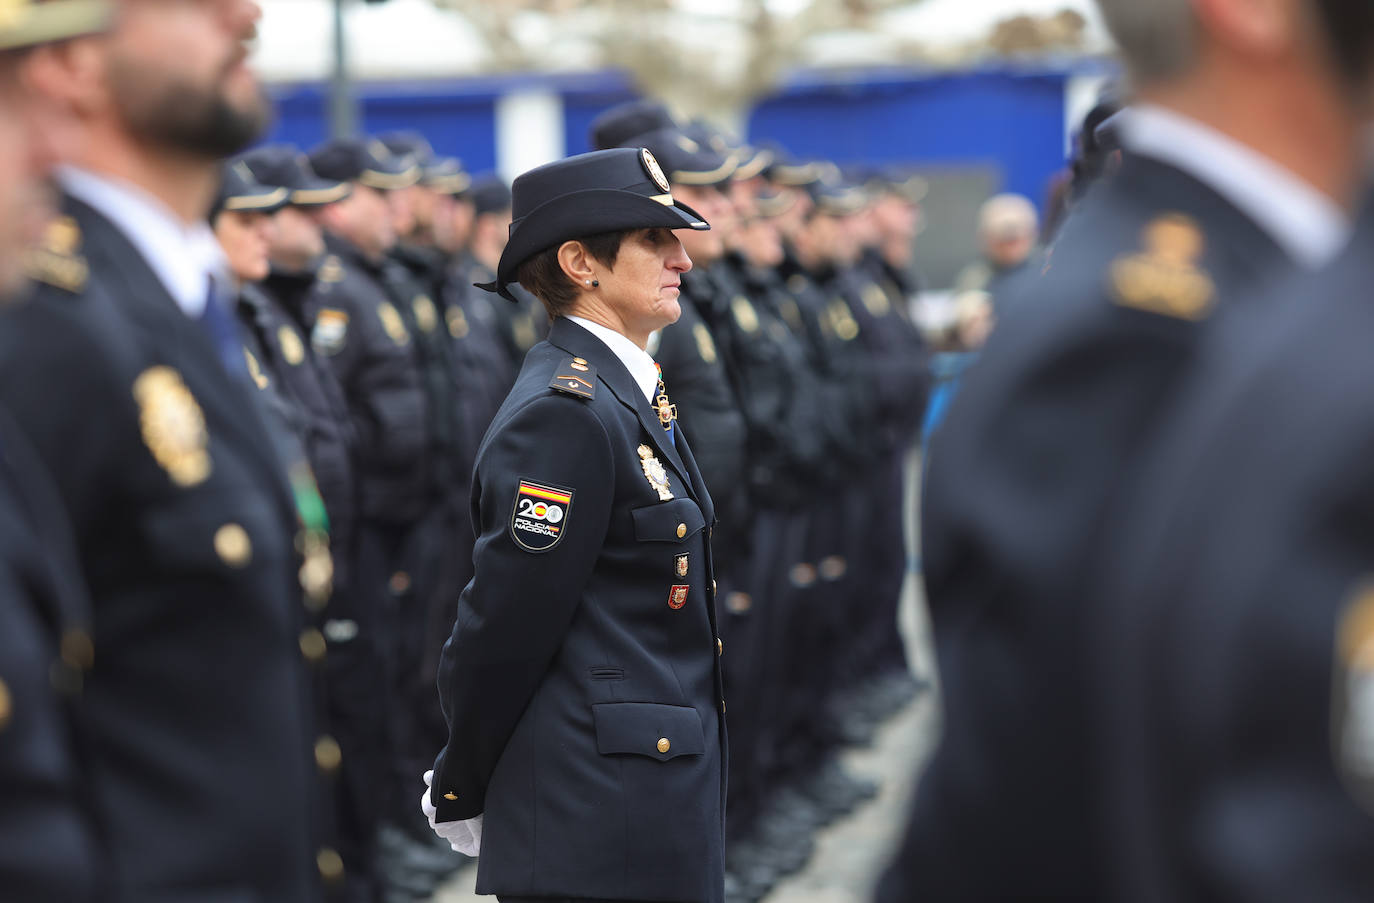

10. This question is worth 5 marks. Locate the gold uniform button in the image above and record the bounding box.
[717,638,723,656]
[657,737,671,754]
[676,523,687,539]
[443,791,458,801]
[214,523,252,568]
[299,628,327,664]
[390,571,411,595]
[317,847,345,883]
[712,580,717,595]
[314,735,342,773]
[0,678,10,731]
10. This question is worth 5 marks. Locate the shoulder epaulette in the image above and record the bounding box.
[1109,213,1216,321]
[25,216,88,293]
[549,355,597,400]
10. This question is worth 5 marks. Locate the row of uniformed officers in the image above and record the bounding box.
[0,3,929,903]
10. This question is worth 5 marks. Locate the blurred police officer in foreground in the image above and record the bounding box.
[421,147,727,903]
[0,3,110,900]
[1087,209,1374,902]
[0,0,327,899]
[881,0,1374,898]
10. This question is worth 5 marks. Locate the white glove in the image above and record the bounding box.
[421,769,483,857]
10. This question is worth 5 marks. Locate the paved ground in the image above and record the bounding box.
[432,453,940,902]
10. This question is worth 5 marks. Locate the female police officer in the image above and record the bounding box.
[422,147,727,903]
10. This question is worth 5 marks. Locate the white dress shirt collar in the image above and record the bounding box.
[565,316,660,403]
[1118,104,1350,270]
[58,165,229,317]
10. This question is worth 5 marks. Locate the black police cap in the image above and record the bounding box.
[468,174,513,217]
[210,160,290,222]
[588,100,678,151]
[376,130,435,166]
[308,137,420,191]
[237,145,352,207]
[0,0,109,52]
[424,156,472,195]
[480,148,710,303]
[630,128,737,187]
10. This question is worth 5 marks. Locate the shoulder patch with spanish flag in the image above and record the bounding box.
[510,480,573,553]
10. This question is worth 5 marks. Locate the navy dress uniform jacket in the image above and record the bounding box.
[1088,235,1374,902]
[881,154,1287,901]
[0,409,101,902]
[0,196,318,902]
[430,317,728,903]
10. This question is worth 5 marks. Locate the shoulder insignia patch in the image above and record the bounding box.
[312,309,349,356]
[132,365,211,488]
[692,322,718,365]
[862,283,892,317]
[513,313,538,351]
[1110,214,1216,321]
[412,294,439,333]
[510,480,573,552]
[731,295,760,334]
[1336,584,1374,813]
[377,301,410,346]
[550,356,597,399]
[446,306,470,339]
[317,255,345,284]
[25,216,89,292]
[277,325,306,365]
[243,347,271,389]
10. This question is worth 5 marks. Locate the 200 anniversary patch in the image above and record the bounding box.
[510,480,574,552]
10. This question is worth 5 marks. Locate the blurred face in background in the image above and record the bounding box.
[0,55,59,295]
[105,0,268,157]
[403,183,437,243]
[469,206,512,271]
[214,208,274,282]
[872,193,920,268]
[384,186,415,246]
[737,215,784,269]
[769,188,812,245]
[437,194,476,255]
[271,204,325,266]
[672,183,730,264]
[319,183,394,261]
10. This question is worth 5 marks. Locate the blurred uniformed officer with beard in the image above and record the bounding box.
[0,3,110,900]
[0,0,328,898]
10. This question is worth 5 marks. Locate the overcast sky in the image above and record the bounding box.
[251,0,1108,82]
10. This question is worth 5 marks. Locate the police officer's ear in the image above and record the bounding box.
[22,34,107,121]
[1192,0,1308,59]
[556,239,598,290]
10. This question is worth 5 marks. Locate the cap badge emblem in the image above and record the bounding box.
[641,148,671,193]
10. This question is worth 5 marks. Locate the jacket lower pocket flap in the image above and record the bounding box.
[592,702,706,761]
[631,498,706,543]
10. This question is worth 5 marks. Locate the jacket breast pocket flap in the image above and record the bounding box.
[631,498,705,543]
[592,702,705,761]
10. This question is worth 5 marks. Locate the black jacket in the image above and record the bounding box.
[430,317,727,903]
[0,195,318,902]
[882,154,1288,901]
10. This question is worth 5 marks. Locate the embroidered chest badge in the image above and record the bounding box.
[638,444,674,501]
[510,480,573,553]
[132,365,211,488]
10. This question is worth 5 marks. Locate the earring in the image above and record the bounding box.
[592,279,600,287]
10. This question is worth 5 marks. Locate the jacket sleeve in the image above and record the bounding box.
[430,392,616,821]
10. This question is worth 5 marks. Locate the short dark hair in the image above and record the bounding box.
[515,229,629,319]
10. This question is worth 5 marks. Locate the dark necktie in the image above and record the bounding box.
[198,276,248,380]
